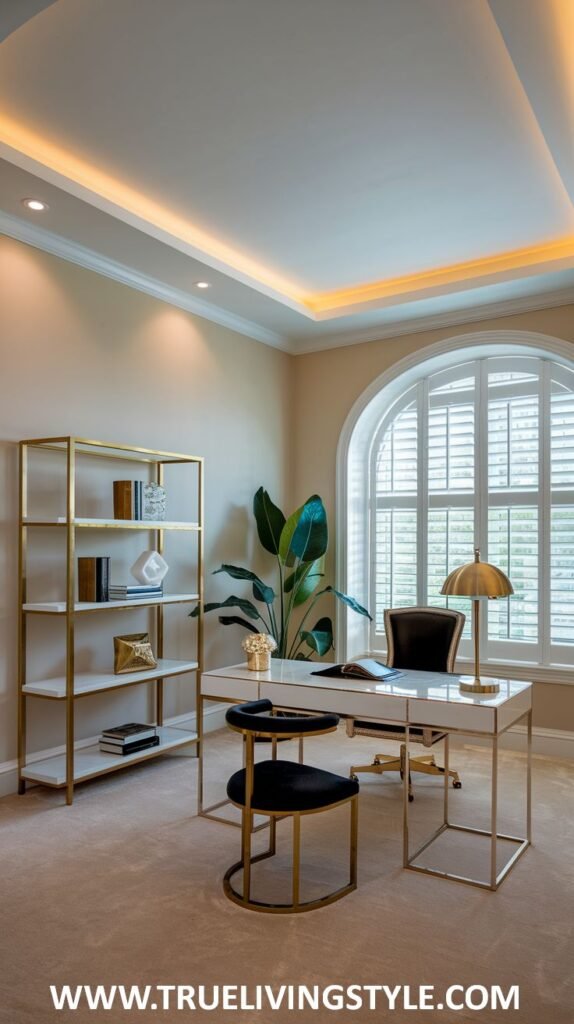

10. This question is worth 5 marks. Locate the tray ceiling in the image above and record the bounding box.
[1,0,574,352]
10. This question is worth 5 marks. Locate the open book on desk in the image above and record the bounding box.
[311,658,402,682]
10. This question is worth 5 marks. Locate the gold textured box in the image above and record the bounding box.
[113,632,157,674]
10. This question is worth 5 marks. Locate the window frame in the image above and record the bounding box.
[336,331,574,683]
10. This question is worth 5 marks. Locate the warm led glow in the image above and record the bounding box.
[308,235,574,315]
[3,114,574,321]
[0,114,309,311]
[21,197,48,211]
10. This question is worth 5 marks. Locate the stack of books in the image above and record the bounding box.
[99,723,159,756]
[78,556,110,602]
[109,583,163,601]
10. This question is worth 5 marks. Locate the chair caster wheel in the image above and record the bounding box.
[453,781,462,789]
[408,793,414,803]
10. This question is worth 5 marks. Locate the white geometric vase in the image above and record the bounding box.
[130,550,169,586]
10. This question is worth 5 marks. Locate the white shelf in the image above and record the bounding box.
[23,593,199,614]
[21,726,198,786]
[23,517,200,531]
[22,658,199,699]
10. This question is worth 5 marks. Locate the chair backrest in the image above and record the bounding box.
[384,606,465,673]
[225,699,339,738]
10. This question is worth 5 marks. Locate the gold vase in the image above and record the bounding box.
[246,650,271,671]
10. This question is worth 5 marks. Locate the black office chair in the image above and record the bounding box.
[348,607,465,800]
[224,699,359,913]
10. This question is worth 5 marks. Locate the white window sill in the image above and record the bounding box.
[367,650,574,686]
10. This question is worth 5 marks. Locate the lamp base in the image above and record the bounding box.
[459,677,500,695]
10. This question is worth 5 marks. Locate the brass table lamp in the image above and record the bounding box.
[441,548,513,694]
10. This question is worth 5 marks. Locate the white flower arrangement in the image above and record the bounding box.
[241,633,277,655]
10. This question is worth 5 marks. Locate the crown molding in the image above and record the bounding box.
[0,211,290,351]
[3,210,574,359]
[289,286,574,354]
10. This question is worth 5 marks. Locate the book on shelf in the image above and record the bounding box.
[109,584,163,599]
[78,556,110,602]
[101,722,157,743]
[113,480,143,520]
[311,659,403,681]
[100,735,160,756]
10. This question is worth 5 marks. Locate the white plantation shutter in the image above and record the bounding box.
[370,356,574,668]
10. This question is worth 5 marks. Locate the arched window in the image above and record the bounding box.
[338,337,574,676]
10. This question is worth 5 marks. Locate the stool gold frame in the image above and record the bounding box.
[224,723,358,914]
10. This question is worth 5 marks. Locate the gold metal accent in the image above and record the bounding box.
[17,443,28,796]
[113,633,157,674]
[17,436,202,804]
[222,721,358,913]
[441,548,513,694]
[246,650,271,671]
[65,439,76,805]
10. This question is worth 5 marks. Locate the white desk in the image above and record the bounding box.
[200,660,532,889]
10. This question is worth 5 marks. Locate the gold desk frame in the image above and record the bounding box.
[403,710,532,890]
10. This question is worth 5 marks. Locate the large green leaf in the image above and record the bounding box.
[279,495,328,565]
[253,580,275,604]
[284,558,324,606]
[291,495,328,562]
[278,501,304,566]
[192,595,262,620]
[213,564,275,604]
[300,615,334,656]
[218,615,259,633]
[253,487,286,556]
[321,586,372,620]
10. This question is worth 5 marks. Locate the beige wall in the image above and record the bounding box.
[0,236,293,775]
[292,305,574,734]
[1,232,573,785]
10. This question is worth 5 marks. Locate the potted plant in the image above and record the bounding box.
[190,488,371,659]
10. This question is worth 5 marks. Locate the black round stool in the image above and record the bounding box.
[223,699,359,913]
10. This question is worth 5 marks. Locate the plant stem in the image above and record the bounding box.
[286,591,323,659]
[277,558,285,657]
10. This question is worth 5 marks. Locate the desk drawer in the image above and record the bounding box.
[201,674,260,703]
[409,699,495,734]
[260,682,407,722]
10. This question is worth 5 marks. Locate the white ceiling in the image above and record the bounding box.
[1,0,574,352]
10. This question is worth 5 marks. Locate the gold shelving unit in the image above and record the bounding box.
[17,436,204,805]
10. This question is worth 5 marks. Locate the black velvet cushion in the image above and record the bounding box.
[226,699,339,736]
[388,610,459,672]
[227,759,359,812]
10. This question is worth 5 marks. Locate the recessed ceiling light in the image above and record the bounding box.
[195,281,210,289]
[22,198,49,212]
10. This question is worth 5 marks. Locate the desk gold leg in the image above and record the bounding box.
[403,726,410,867]
[490,735,498,890]
[444,733,450,826]
[527,709,532,843]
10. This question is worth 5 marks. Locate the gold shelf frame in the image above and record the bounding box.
[17,435,204,806]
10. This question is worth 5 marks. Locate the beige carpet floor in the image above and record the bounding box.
[1,728,573,1024]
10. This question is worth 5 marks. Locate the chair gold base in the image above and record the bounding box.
[351,746,461,802]
[224,795,358,914]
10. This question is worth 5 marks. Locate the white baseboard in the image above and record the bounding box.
[451,724,574,760]
[0,702,228,799]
